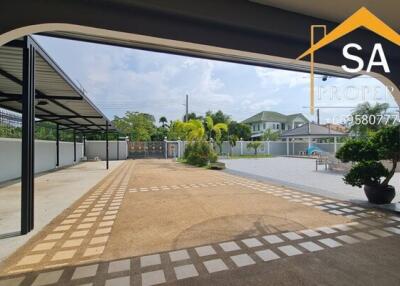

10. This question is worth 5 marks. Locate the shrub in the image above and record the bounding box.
[184,141,217,166]
[336,125,399,188]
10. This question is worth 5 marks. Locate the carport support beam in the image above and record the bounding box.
[56,124,59,167]
[83,135,86,157]
[21,37,35,235]
[106,122,109,169]
[73,129,76,162]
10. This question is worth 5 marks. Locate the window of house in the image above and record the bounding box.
[277,124,280,129]
[257,124,260,131]
[272,124,275,129]
[263,123,266,129]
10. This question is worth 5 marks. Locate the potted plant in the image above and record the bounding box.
[336,125,399,204]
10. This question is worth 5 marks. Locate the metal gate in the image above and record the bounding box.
[128,141,165,158]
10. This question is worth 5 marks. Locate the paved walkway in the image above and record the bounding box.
[221,157,400,203]
[0,161,123,263]
[0,159,399,286]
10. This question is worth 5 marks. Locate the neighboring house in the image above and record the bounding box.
[242,111,309,138]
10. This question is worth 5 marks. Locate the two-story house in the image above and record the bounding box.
[242,111,309,139]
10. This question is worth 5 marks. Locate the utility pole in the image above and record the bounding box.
[185,94,189,122]
[316,108,320,125]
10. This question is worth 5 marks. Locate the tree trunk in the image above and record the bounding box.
[382,159,398,186]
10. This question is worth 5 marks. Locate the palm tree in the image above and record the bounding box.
[205,115,228,154]
[349,102,390,137]
[183,119,205,141]
[159,116,168,128]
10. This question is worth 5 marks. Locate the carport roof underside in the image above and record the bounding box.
[0,36,115,132]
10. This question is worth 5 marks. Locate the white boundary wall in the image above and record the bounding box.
[0,138,83,182]
[85,140,128,161]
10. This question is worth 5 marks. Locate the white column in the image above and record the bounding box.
[308,137,312,148]
[292,138,295,155]
[286,138,289,155]
[177,140,181,158]
[334,137,337,153]
[240,140,243,155]
[267,141,270,155]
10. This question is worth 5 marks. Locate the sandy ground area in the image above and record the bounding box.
[105,160,347,259]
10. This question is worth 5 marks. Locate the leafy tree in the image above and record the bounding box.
[228,121,251,140]
[184,112,203,121]
[159,116,168,128]
[168,120,187,140]
[262,129,280,141]
[348,102,391,137]
[113,112,156,141]
[228,134,239,156]
[247,141,262,155]
[151,126,168,141]
[205,110,231,125]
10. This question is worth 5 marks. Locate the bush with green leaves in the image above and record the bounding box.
[184,141,217,167]
[336,125,399,188]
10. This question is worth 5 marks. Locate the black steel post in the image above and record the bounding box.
[73,129,76,162]
[83,134,86,157]
[116,135,119,161]
[21,37,35,235]
[106,122,109,169]
[56,124,59,167]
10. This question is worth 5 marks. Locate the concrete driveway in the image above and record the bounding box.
[221,157,400,203]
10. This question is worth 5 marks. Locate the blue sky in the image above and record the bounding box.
[35,35,398,125]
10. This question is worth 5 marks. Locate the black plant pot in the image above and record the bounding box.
[364,184,395,204]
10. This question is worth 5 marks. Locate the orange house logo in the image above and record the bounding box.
[297,7,400,114]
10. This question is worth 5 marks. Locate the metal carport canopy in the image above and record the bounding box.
[0,36,115,132]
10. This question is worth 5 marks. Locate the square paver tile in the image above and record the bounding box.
[90,236,109,245]
[32,270,63,286]
[0,277,25,286]
[353,232,377,241]
[384,227,400,235]
[77,223,94,229]
[62,239,83,248]
[72,264,99,279]
[318,238,343,248]
[82,217,97,223]
[61,219,77,225]
[99,221,114,227]
[336,235,360,244]
[369,229,392,237]
[299,241,324,252]
[230,254,256,267]
[203,259,229,273]
[241,238,263,248]
[138,254,161,268]
[255,249,280,261]
[195,245,216,257]
[219,241,241,252]
[300,229,321,237]
[95,228,111,235]
[83,246,105,257]
[169,250,190,262]
[278,245,303,256]
[17,254,46,266]
[141,270,166,286]
[51,250,77,261]
[70,230,89,238]
[317,227,337,234]
[282,232,303,240]
[108,259,130,273]
[105,276,130,286]
[174,264,199,280]
[32,242,56,252]
[44,233,64,241]
[54,225,71,232]
[263,235,284,244]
